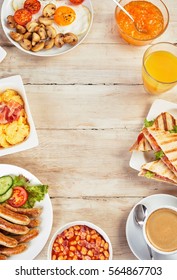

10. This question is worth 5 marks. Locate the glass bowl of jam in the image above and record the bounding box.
[115,0,169,46]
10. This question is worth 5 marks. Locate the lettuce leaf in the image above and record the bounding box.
[155,150,164,160]
[169,125,177,133]
[13,175,29,187]
[12,176,48,208]
[22,185,48,208]
[144,118,154,128]
[145,171,154,178]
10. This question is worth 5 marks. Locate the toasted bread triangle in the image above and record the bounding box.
[139,159,177,185]
[130,112,177,152]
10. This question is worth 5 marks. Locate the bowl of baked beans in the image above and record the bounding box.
[48,221,113,260]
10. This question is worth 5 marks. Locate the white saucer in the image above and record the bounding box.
[126,194,177,260]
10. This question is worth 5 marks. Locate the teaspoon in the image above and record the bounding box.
[113,0,147,33]
[134,204,154,260]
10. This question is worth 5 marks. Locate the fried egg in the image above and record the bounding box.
[12,0,91,36]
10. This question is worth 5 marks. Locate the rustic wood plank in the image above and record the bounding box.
[36,197,139,260]
[1,129,177,199]
[23,85,177,130]
[1,0,177,261]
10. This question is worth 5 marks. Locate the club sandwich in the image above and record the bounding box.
[138,159,177,185]
[142,127,177,177]
[130,112,177,152]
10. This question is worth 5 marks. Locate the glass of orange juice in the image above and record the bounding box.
[142,42,177,95]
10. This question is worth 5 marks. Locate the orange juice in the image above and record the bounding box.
[145,51,177,82]
[142,44,177,94]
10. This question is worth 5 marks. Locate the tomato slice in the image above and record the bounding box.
[14,8,32,26]
[24,0,41,15]
[69,0,84,4]
[8,186,28,208]
[137,132,144,144]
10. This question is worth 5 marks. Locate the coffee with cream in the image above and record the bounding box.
[145,208,177,252]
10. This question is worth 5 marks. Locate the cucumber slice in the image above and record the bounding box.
[0,176,13,195]
[0,188,13,203]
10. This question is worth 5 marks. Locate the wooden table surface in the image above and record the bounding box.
[0,0,177,260]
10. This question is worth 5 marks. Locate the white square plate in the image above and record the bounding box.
[129,99,177,171]
[0,75,38,156]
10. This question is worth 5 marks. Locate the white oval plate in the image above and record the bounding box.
[126,194,177,260]
[0,164,53,260]
[1,0,93,57]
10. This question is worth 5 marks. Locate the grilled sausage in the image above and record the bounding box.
[0,232,18,248]
[14,228,39,243]
[4,204,42,218]
[0,205,30,225]
[0,217,29,235]
[0,254,7,260]
[0,243,27,256]
[28,219,40,228]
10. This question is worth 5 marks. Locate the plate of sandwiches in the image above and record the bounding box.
[129,99,177,186]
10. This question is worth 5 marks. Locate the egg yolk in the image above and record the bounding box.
[54,6,76,26]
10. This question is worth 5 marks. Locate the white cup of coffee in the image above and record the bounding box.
[143,206,177,255]
[0,47,7,63]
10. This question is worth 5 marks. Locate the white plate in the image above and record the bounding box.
[0,75,38,156]
[1,0,93,57]
[129,99,177,171]
[126,194,177,260]
[0,164,53,260]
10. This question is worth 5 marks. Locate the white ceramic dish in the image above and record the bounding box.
[0,164,53,260]
[0,75,38,156]
[1,0,93,57]
[126,194,177,260]
[129,99,177,171]
[0,46,7,62]
[47,221,113,260]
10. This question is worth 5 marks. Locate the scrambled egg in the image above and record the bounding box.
[0,89,30,148]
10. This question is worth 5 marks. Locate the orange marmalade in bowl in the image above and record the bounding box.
[115,0,169,46]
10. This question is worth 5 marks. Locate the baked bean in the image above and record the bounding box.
[51,225,110,260]
[74,226,80,231]
[70,246,76,252]
[104,242,109,250]
[81,247,87,255]
[87,250,93,257]
[69,251,74,257]
[76,236,80,241]
[58,237,63,244]
[104,251,109,258]
[77,245,81,251]
[99,254,105,260]
[86,235,91,242]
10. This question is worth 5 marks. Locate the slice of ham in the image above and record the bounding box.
[0,103,9,124]
[0,100,23,124]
